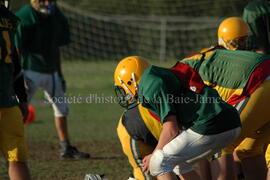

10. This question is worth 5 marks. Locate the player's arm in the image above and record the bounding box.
[142,114,181,173]
[155,114,180,150]
[142,81,182,173]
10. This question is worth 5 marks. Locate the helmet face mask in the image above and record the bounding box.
[114,56,150,109]
[0,0,10,9]
[31,0,56,16]
[114,85,138,109]
[218,17,250,50]
[218,35,249,50]
[114,71,139,109]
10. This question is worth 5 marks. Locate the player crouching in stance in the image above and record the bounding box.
[117,103,172,180]
[117,100,210,179]
[182,48,270,180]
[181,17,270,180]
[114,56,241,180]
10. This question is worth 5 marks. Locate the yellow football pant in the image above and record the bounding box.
[0,106,28,162]
[222,80,270,160]
[265,145,270,168]
[117,116,156,180]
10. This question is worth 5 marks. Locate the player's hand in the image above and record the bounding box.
[142,153,152,174]
[18,102,29,123]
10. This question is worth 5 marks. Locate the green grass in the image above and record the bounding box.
[0,59,176,180]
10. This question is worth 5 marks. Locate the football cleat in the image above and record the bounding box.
[59,144,90,159]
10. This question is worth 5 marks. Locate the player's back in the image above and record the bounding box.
[182,49,270,103]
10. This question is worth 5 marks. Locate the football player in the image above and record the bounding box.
[181,46,270,180]
[181,16,270,180]
[0,0,31,179]
[14,0,90,159]
[114,56,241,180]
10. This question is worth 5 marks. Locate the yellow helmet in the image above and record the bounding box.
[218,17,250,50]
[114,56,150,108]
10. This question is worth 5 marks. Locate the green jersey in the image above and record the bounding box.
[243,0,270,52]
[183,49,270,89]
[14,4,70,73]
[0,5,20,108]
[138,65,241,135]
[182,49,270,104]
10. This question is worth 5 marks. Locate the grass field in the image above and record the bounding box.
[0,59,176,180]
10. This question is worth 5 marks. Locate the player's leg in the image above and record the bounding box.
[240,154,267,180]
[195,159,212,180]
[150,126,240,180]
[235,129,270,180]
[181,170,201,180]
[9,162,31,180]
[156,173,178,180]
[54,116,69,142]
[41,72,69,141]
[233,152,244,180]
[43,72,89,159]
[23,70,40,102]
[210,154,235,180]
[117,117,156,180]
[216,80,270,180]
[0,106,31,180]
[235,80,270,180]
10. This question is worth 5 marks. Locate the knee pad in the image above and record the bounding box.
[150,150,166,176]
[149,150,174,177]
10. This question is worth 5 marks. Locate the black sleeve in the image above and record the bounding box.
[12,49,28,103]
[122,107,158,146]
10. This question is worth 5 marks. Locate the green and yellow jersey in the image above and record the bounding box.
[138,64,240,135]
[181,49,270,104]
[14,4,70,73]
[0,5,20,108]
